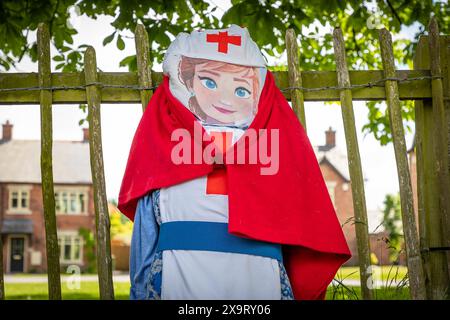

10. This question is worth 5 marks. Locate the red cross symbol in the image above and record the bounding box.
[206,131,233,195]
[206,31,241,54]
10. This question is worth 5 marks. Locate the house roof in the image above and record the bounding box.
[313,145,350,182]
[0,140,92,184]
[0,136,360,185]
[313,145,368,182]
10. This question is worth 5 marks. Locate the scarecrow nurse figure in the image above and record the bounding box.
[118,25,351,300]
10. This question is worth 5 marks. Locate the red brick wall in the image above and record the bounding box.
[319,161,358,266]
[1,183,95,273]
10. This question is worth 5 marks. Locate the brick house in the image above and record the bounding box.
[369,134,418,266]
[314,126,363,266]
[367,135,418,267]
[0,121,96,273]
[0,120,377,272]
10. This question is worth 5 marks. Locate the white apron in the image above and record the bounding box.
[159,125,281,300]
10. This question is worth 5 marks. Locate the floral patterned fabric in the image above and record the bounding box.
[140,189,294,300]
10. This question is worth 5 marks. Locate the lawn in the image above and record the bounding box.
[328,265,410,300]
[326,286,410,300]
[335,266,408,281]
[2,266,410,300]
[4,281,130,300]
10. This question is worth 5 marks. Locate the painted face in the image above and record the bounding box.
[192,63,258,124]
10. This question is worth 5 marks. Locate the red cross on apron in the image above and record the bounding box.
[206,131,233,195]
[206,31,242,54]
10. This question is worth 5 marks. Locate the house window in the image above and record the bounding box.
[54,189,88,215]
[7,186,31,214]
[58,233,83,264]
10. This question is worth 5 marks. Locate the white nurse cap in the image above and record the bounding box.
[163,24,267,71]
[162,25,267,127]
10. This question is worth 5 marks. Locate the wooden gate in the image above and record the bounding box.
[0,18,449,300]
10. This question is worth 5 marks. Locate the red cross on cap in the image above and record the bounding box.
[206,31,242,54]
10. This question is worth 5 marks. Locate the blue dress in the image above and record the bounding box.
[129,189,294,300]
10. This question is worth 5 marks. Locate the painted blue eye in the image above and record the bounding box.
[235,87,251,98]
[199,76,217,90]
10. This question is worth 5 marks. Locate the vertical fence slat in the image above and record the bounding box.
[446,42,450,174]
[428,18,450,256]
[135,24,153,112]
[332,27,373,300]
[286,29,307,131]
[413,38,431,296]
[84,46,115,300]
[37,23,62,300]
[414,35,450,300]
[378,28,427,300]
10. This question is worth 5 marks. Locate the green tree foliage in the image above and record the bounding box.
[78,227,97,273]
[1,0,448,144]
[109,205,133,239]
[381,193,404,263]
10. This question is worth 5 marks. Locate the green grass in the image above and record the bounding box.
[326,286,410,300]
[328,266,410,300]
[4,281,130,300]
[3,266,410,300]
[5,281,410,300]
[336,266,408,281]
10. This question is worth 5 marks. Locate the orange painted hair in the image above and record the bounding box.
[178,56,260,122]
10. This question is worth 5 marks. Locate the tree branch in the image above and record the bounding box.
[385,0,402,25]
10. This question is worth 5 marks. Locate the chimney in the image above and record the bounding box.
[325,126,336,149]
[82,128,89,142]
[2,120,13,142]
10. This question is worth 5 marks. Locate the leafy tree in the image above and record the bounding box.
[78,227,97,273]
[109,203,133,238]
[381,193,404,263]
[1,0,448,144]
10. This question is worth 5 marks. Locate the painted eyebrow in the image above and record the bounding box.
[197,69,220,77]
[233,78,251,86]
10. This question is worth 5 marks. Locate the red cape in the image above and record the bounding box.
[118,71,351,300]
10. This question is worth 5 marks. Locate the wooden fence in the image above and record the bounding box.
[0,17,449,300]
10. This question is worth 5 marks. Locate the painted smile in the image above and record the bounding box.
[212,104,236,114]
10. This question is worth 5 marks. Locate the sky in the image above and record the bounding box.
[0,1,417,231]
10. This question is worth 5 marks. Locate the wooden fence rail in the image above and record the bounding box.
[0,19,449,300]
[0,70,434,104]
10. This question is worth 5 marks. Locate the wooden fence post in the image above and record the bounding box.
[37,23,62,300]
[333,27,373,300]
[378,28,427,300]
[414,34,450,300]
[135,24,153,112]
[286,29,307,131]
[428,18,450,261]
[413,36,432,299]
[84,46,115,300]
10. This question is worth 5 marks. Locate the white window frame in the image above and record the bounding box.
[54,186,89,215]
[58,231,84,264]
[6,185,32,214]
